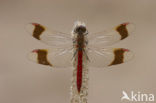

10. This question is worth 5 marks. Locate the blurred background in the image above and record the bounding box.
[0,0,156,103]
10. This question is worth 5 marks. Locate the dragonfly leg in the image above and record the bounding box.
[72,49,78,60]
[83,49,90,62]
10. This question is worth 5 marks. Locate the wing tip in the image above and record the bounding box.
[122,48,130,52]
[122,22,135,33]
[121,22,130,26]
[25,23,36,34]
[122,48,134,62]
[32,49,39,53]
[31,23,40,26]
[26,22,41,33]
[27,50,38,63]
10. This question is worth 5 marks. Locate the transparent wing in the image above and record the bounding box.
[26,23,72,48]
[28,47,73,68]
[88,22,135,48]
[88,47,133,68]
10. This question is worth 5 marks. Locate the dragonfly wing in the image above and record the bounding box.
[88,23,135,47]
[28,48,73,68]
[26,23,72,48]
[88,48,133,68]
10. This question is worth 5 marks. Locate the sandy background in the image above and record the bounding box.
[0,0,156,103]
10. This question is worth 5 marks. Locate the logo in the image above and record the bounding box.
[121,91,154,102]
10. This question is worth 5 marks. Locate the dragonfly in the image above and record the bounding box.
[26,21,134,103]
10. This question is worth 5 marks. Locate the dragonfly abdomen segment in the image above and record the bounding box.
[77,50,83,93]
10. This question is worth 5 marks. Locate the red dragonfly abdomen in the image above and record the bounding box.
[77,50,83,93]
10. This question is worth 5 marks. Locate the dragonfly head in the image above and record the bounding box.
[72,21,88,35]
[75,25,86,34]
